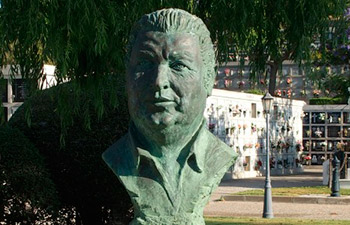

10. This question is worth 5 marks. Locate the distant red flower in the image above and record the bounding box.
[224,68,230,75]
[258,160,262,166]
[237,80,245,88]
[304,155,311,160]
[275,89,282,97]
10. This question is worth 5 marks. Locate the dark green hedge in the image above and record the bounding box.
[245,89,265,95]
[309,97,346,105]
[0,125,58,224]
[8,82,132,225]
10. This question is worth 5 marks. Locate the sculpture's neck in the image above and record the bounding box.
[130,119,203,160]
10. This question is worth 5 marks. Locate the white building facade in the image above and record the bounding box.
[205,89,306,178]
[1,65,56,121]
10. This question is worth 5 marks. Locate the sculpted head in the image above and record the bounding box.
[125,8,216,145]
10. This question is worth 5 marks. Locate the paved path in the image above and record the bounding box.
[204,167,350,220]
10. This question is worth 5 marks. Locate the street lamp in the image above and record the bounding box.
[262,92,274,218]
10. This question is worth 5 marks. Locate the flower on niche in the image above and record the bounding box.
[313,89,321,97]
[336,142,345,149]
[275,89,282,97]
[251,123,257,132]
[286,78,292,84]
[224,79,232,87]
[305,141,310,147]
[296,143,303,151]
[209,123,215,131]
[224,68,230,76]
[237,80,245,88]
[319,113,325,121]
[244,143,253,149]
[304,155,311,161]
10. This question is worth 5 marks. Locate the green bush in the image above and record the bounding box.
[309,97,346,105]
[245,89,265,95]
[9,82,132,225]
[0,125,59,224]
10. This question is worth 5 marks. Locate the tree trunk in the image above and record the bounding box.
[268,62,279,96]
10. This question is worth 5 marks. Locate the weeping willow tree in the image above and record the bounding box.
[205,0,348,94]
[0,0,347,129]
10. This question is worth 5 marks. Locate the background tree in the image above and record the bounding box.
[0,125,59,224]
[1,0,348,123]
[310,6,350,100]
[1,0,349,224]
[209,0,348,95]
[8,83,133,225]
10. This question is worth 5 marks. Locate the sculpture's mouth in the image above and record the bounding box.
[149,96,178,107]
[154,101,176,107]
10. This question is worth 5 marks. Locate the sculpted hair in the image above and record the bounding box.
[126,8,216,96]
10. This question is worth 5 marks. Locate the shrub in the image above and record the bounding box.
[0,125,59,224]
[245,89,265,95]
[9,82,132,225]
[309,97,346,105]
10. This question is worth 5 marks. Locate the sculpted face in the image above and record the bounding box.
[126,31,207,141]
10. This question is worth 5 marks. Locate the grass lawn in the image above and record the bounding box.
[205,217,350,225]
[232,186,350,196]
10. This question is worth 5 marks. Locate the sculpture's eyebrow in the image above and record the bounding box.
[139,49,156,57]
[138,40,159,56]
[170,50,195,62]
[138,33,161,51]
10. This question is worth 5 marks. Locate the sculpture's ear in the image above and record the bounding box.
[204,68,216,97]
[205,79,215,97]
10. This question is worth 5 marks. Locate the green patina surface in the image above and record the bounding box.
[103,8,237,225]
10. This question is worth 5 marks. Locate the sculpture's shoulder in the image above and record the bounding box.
[202,128,238,173]
[205,128,237,159]
[102,134,134,176]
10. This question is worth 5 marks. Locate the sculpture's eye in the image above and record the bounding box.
[137,59,153,69]
[135,59,155,73]
[170,62,188,72]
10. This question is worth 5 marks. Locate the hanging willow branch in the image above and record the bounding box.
[0,0,347,141]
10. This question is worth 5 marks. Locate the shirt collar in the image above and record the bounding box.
[128,120,207,173]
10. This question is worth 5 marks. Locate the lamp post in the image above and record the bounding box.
[262,92,274,218]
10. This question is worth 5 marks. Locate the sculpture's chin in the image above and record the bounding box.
[150,112,178,128]
[133,111,203,146]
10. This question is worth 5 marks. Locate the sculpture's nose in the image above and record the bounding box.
[154,64,170,91]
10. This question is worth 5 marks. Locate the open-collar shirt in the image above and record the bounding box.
[103,121,237,225]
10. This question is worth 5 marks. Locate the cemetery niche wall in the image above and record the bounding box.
[205,89,305,178]
[303,105,350,168]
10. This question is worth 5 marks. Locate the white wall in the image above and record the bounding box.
[1,64,56,120]
[205,89,305,178]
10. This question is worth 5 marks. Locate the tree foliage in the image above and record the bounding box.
[1,1,349,223]
[0,125,59,224]
[0,0,348,124]
[8,82,132,224]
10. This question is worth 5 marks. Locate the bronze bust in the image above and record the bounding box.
[103,8,237,225]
